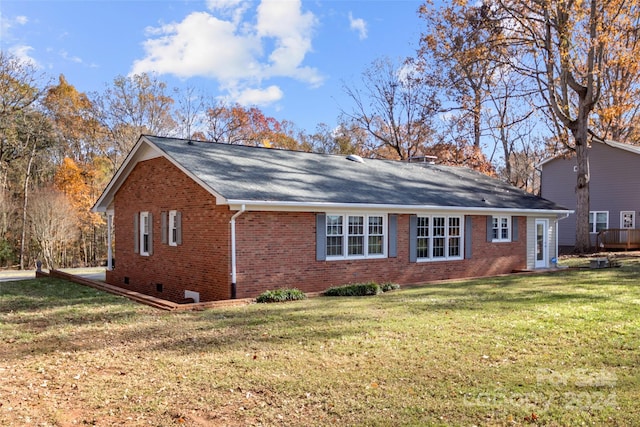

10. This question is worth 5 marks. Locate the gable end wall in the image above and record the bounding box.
[108,157,232,302]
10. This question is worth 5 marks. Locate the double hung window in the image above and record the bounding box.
[589,211,609,233]
[326,214,386,259]
[140,212,151,256]
[492,216,511,242]
[168,210,179,246]
[417,215,462,260]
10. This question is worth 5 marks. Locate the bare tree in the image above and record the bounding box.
[173,85,206,140]
[91,73,176,170]
[341,57,439,160]
[29,187,78,269]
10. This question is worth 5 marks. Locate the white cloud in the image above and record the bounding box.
[1,14,28,44]
[60,50,82,63]
[9,45,39,67]
[131,0,323,107]
[348,12,367,40]
[235,85,283,106]
[205,0,249,24]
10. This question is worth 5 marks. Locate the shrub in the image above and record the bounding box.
[324,281,382,297]
[256,288,307,303]
[380,282,400,292]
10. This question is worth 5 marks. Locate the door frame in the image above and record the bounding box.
[535,219,549,269]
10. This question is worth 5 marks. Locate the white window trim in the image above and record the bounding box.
[326,213,387,260]
[140,211,150,256]
[620,211,635,229]
[589,211,609,233]
[492,215,511,243]
[417,214,464,262]
[168,210,178,246]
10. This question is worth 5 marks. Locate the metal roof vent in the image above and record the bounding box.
[346,154,365,163]
[408,155,437,165]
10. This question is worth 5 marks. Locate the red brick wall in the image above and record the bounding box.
[233,212,527,298]
[109,157,528,302]
[109,157,232,302]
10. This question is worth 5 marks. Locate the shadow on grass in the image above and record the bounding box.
[0,278,142,359]
[3,267,639,360]
[0,278,131,312]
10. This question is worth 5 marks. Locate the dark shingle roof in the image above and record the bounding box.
[145,135,567,212]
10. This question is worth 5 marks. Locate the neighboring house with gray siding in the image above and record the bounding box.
[540,139,640,250]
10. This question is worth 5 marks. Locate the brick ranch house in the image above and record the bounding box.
[92,135,570,303]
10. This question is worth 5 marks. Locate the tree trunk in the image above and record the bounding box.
[19,141,36,270]
[473,91,482,149]
[574,142,591,252]
[572,106,592,253]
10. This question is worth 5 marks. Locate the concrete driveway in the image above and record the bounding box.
[0,267,106,283]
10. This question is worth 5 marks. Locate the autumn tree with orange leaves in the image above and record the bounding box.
[200,102,299,149]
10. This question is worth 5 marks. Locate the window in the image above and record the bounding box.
[326,215,343,256]
[140,212,151,256]
[348,216,364,255]
[448,217,461,257]
[589,211,609,233]
[417,215,463,260]
[621,211,635,229]
[168,210,179,246]
[326,214,386,259]
[492,216,511,242]
[162,210,182,246]
[368,216,384,255]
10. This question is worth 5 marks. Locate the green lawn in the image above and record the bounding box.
[1,260,639,426]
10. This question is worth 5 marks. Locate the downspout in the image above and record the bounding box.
[230,204,246,299]
[106,211,114,271]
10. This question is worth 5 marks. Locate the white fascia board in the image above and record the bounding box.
[601,139,640,155]
[226,199,573,216]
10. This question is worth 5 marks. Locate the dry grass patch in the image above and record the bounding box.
[1,261,639,426]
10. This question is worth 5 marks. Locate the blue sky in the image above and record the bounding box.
[1,0,425,134]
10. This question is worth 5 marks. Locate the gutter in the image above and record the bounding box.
[229,204,246,299]
[226,199,573,216]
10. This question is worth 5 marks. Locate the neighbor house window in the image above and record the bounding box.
[140,211,151,256]
[326,214,386,259]
[589,211,609,233]
[492,216,511,242]
[620,211,635,229]
[417,215,463,260]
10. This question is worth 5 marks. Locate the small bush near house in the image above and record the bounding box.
[380,282,400,292]
[256,288,307,303]
[324,281,382,297]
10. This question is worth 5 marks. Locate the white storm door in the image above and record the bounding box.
[535,219,548,269]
